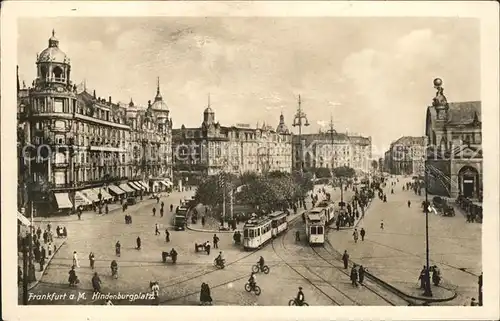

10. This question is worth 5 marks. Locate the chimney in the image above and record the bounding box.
[109,96,112,104]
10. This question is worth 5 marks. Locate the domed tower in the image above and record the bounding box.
[150,77,171,132]
[202,94,215,126]
[35,30,72,89]
[276,111,289,134]
[126,98,138,129]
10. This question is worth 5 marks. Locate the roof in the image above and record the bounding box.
[244,216,271,227]
[269,211,286,218]
[392,136,426,146]
[447,101,481,125]
[316,200,334,208]
[307,213,323,221]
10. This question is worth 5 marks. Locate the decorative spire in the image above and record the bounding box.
[129,98,134,107]
[208,93,211,107]
[16,65,20,93]
[48,29,59,48]
[93,89,96,99]
[298,94,302,110]
[155,77,162,101]
[52,29,55,37]
[83,79,87,91]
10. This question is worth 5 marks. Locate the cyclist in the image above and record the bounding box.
[248,271,257,289]
[216,251,224,266]
[296,287,305,306]
[258,256,265,271]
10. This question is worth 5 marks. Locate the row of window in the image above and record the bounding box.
[243,222,272,238]
[309,226,324,235]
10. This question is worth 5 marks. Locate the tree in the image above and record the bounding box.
[332,166,356,179]
[194,172,236,208]
[314,167,332,179]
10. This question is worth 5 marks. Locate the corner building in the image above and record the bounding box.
[425,79,482,200]
[17,31,173,215]
[292,132,372,174]
[384,136,426,176]
[172,102,292,179]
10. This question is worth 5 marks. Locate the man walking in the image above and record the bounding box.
[352,229,359,243]
[73,251,80,268]
[213,234,219,249]
[360,228,366,241]
[342,250,349,269]
[165,229,170,242]
[155,223,160,236]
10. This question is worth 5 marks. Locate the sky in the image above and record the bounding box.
[17,17,480,157]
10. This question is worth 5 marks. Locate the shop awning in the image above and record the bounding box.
[81,189,99,202]
[96,188,113,200]
[54,193,73,209]
[119,183,135,194]
[74,191,92,207]
[132,181,146,191]
[138,181,149,191]
[108,184,125,195]
[127,182,142,191]
[160,181,170,187]
[17,211,31,226]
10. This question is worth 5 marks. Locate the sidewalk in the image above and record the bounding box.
[18,237,66,291]
[32,203,123,224]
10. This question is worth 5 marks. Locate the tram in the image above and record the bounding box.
[242,216,273,251]
[305,209,326,245]
[269,211,288,238]
[315,200,336,224]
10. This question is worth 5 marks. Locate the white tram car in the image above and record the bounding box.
[243,216,273,251]
[269,211,288,238]
[315,200,336,224]
[305,209,326,245]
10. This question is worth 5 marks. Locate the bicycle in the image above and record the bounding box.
[244,282,261,295]
[288,298,309,306]
[252,264,270,274]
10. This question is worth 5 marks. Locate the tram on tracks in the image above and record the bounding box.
[315,200,336,224]
[305,209,326,245]
[242,216,273,251]
[269,211,288,238]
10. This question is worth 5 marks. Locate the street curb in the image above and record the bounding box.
[365,270,458,303]
[33,206,122,223]
[26,239,66,291]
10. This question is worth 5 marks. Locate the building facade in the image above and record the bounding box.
[384,136,426,176]
[425,79,482,200]
[17,31,173,215]
[172,102,292,179]
[292,132,372,174]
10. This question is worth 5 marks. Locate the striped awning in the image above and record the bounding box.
[132,181,146,191]
[81,189,99,202]
[74,191,92,206]
[108,184,125,195]
[160,181,170,187]
[119,183,135,193]
[17,211,31,226]
[138,181,149,191]
[54,193,73,209]
[96,188,113,200]
[127,182,142,191]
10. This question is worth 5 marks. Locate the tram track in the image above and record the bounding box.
[270,220,359,306]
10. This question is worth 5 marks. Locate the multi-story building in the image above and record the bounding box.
[384,136,426,176]
[17,31,173,215]
[172,102,292,179]
[292,132,372,174]
[425,79,482,199]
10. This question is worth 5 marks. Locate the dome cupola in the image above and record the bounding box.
[150,77,169,112]
[276,111,289,134]
[37,29,70,65]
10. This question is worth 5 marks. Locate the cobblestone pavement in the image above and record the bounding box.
[24,185,409,306]
[327,176,481,306]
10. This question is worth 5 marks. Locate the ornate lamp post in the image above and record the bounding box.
[292,95,310,173]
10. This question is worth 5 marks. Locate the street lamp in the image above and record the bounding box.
[292,95,310,173]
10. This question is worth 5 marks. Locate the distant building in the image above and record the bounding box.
[384,136,426,176]
[17,31,173,215]
[292,132,372,174]
[172,102,292,179]
[425,79,482,200]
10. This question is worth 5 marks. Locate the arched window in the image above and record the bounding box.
[40,66,48,79]
[53,66,64,81]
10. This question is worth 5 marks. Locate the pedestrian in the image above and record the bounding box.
[350,265,358,287]
[155,223,160,236]
[160,208,164,218]
[89,252,95,269]
[201,216,206,227]
[295,230,300,241]
[165,229,170,242]
[136,236,142,250]
[380,220,384,230]
[342,250,349,269]
[213,234,219,249]
[152,208,156,216]
[92,272,102,294]
[63,226,67,238]
[73,251,80,268]
[360,228,366,241]
[358,265,365,284]
[161,201,164,209]
[77,211,82,220]
[205,240,211,255]
[408,200,411,208]
[105,204,109,214]
[418,266,426,289]
[353,229,359,243]
[336,219,340,231]
[170,204,173,212]
[39,255,45,271]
